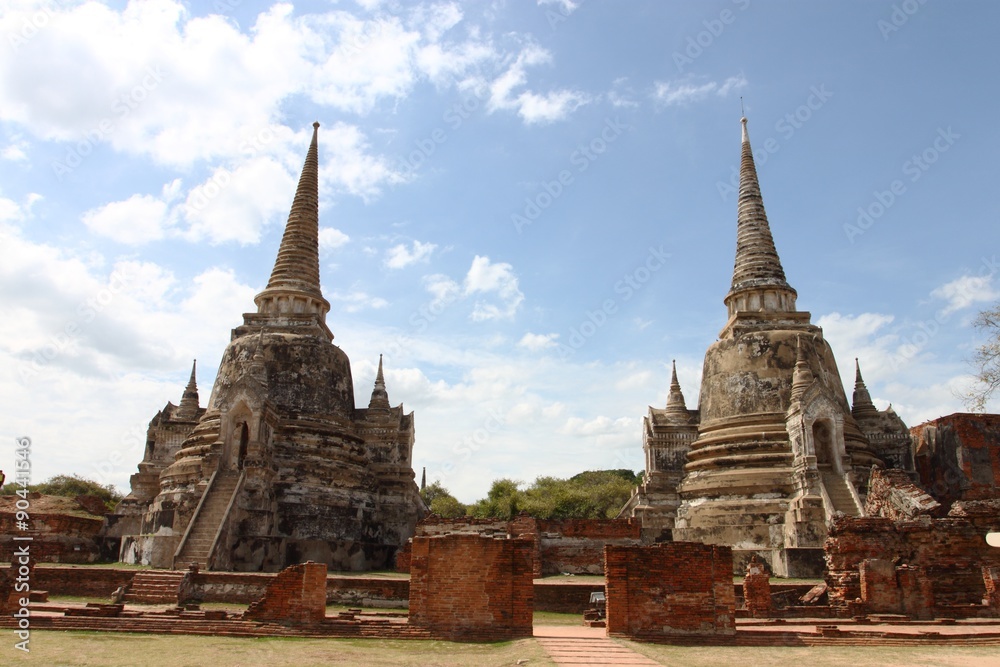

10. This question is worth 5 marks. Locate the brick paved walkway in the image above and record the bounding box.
[534,626,661,666]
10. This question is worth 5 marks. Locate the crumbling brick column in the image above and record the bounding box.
[984,566,1000,610]
[742,554,771,617]
[604,542,735,639]
[408,534,533,641]
[244,561,326,625]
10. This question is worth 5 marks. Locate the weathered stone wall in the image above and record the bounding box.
[825,500,1000,607]
[604,542,735,639]
[244,561,327,625]
[409,534,533,641]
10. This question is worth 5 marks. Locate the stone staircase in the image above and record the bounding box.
[124,570,186,604]
[174,471,241,570]
[822,471,862,516]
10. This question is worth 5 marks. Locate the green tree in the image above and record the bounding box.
[466,470,642,520]
[429,495,467,518]
[420,481,467,518]
[468,478,522,519]
[964,304,1000,411]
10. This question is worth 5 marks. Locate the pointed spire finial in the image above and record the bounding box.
[724,115,798,319]
[177,359,200,419]
[368,354,391,410]
[253,123,331,332]
[852,357,878,418]
[665,359,688,415]
[421,466,427,492]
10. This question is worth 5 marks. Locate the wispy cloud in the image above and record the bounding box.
[538,0,580,15]
[931,274,998,316]
[486,43,590,124]
[652,74,747,107]
[330,289,389,312]
[385,240,437,269]
[421,255,525,321]
[518,332,559,351]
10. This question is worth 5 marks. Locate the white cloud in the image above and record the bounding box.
[330,289,389,312]
[652,74,747,107]
[538,0,580,14]
[423,273,462,309]
[464,255,524,321]
[385,240,437,269]
[486,43,590,124]
[82,193,170,245]
[319,227,350,252]
[931,274,998,316]
[419,256,525,321]
[561,415,634,436]
[1,134,28,161]
[518,332,559,351]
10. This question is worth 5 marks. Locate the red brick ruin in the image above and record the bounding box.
[397,514,641,577]
[408,534,534,640]
[742,555,772,618]
[244,561,327,625]
[825,465,1000,617]
[604,542,735,640]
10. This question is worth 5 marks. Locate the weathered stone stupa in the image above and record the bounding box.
[622,117,912,577]
[117,124,422,572]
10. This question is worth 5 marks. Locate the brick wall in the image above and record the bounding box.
[409,534,533,641]
[28,566,135,598]
[911,413,1000,506]
[604,542,735,639]
[859,559,934,619]
[742,555,771,617]
[865,467,941,521]
[244,562,327,625]
[536,518,641,576]
[404,514,641,576]
[825,500,1000,607]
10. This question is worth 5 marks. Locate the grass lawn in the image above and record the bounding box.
[12,630,1000,667]
[11,631,554,667]
[620,642,1000,667]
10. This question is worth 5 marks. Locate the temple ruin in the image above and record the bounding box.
[111,123,423,572]
[621,117,914,577]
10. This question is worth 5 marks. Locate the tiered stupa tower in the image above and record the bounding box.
[625,117,893,577]
[118,124,421,572]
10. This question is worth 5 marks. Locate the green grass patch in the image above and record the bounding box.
[15,631,554,666]
[619,642,1000,667]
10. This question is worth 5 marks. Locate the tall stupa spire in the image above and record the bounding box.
[724,116,798,318]
[665,360,688,415]
[253,122,331,327]
[176,359,200,419]
[852,358,878,418]
[368,354,390,410]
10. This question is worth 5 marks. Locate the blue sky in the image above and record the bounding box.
[1,0,997,503]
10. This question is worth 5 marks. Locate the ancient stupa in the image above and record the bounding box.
[622,117,911,576]
[115,123,422,572]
